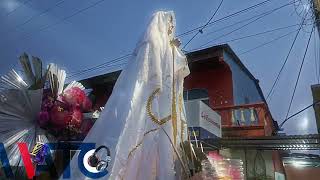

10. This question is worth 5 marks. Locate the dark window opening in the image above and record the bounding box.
[183,88,210,106]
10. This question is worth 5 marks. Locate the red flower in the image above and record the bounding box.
[63,87,86,107]
[68,108,83,129]
[50,104,70,129]
[82,96,92,111]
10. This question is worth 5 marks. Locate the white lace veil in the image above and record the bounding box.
[66,11,189,180]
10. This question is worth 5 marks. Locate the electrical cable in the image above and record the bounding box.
[67,26,303,80]
[2,0,273,44]
[41,0,297,82]
[68,25,300,80]
[318,31,320,84]
[238,29,300,56]
[1,0,281,78]
[3,0,66,35]
[203,23,306,50]
[68,53,131,75]
[182,0,224,50]
[281,25,315,128]
[1,0,290,78]
[177,0,275,38]
[245,21,312,123]
[5,0,31,17]
[14,0,107,41]
[68,18,309,80]
[266,12,310,100]
[196,1,296,51]
[280,99,320,128]
[66,54,131,79]
[67,62,126,80]
[314,27,319,83]
[201,6,310,39]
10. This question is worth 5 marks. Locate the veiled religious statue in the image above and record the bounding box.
[66,11,191,180]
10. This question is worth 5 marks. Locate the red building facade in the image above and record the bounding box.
[80,44,277,138]
[79,44,283,179]
[184,44,276,137]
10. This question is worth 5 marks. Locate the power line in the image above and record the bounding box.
[3,0,288,76]
[280,99,320,129]
[266,12,309,101]
[66,53,132,79]
[313,27,319,83]
[314,28,320,84]
[182,0,224,50]
[67,26,299,79]
[318,31,320,84]
[67,62,126,79]
[67,26,302,79]
[48,0,292,80]
[201,7,297,39]
[177,0,275,38]
[67,62,127,80]
[69,28,303,80]
[3,0,66,35]
[5,0,31,17]
[196,1,295,50]
[11,0,107,42]
[215,23,303,44]
[281,25,315,128]
[238,29,300,56]
[2,0,273,44]
[2,0,276,79]
[65,0,280,73]
[67,54,131,78]
[68,16,305,80]
[69,0,268,78]
[250,12,310,123]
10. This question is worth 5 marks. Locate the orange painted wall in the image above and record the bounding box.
[184,64,234,126]
[284,165,320,180]
[185,66,234,108]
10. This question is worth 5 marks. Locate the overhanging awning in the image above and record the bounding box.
[201,134,320,150]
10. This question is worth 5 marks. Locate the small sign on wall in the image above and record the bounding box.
[185,100,222,138]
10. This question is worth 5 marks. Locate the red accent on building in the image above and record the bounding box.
[185,45,276,137]
[81,45,277,137]
[79,44,282,179]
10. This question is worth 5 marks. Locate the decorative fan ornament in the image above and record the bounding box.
[0,53,99,177]
[0,53,52,176]
[0,89,51,164]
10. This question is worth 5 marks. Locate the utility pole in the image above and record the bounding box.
[311,0,320,133]
[313,0,320,33]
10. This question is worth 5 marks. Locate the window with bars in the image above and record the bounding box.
[183,88,210,106]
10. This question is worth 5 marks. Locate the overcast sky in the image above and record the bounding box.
[0,0,318,138]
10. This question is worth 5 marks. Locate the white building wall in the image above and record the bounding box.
[223,51,263,105]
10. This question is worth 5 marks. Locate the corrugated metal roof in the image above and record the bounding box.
[202,134,320,150]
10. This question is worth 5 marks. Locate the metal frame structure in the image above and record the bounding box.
[201,134,320,150]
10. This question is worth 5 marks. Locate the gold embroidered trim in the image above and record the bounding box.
[127,128,159,159]
[178,93,183,114]
[179,93,187,141]
[171,46,177,146]
[146,88,171,125]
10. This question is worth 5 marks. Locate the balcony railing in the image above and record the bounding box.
[212,102,274,137]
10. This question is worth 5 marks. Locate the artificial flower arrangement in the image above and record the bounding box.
[0,53,99,170]
[38,81,94,140]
